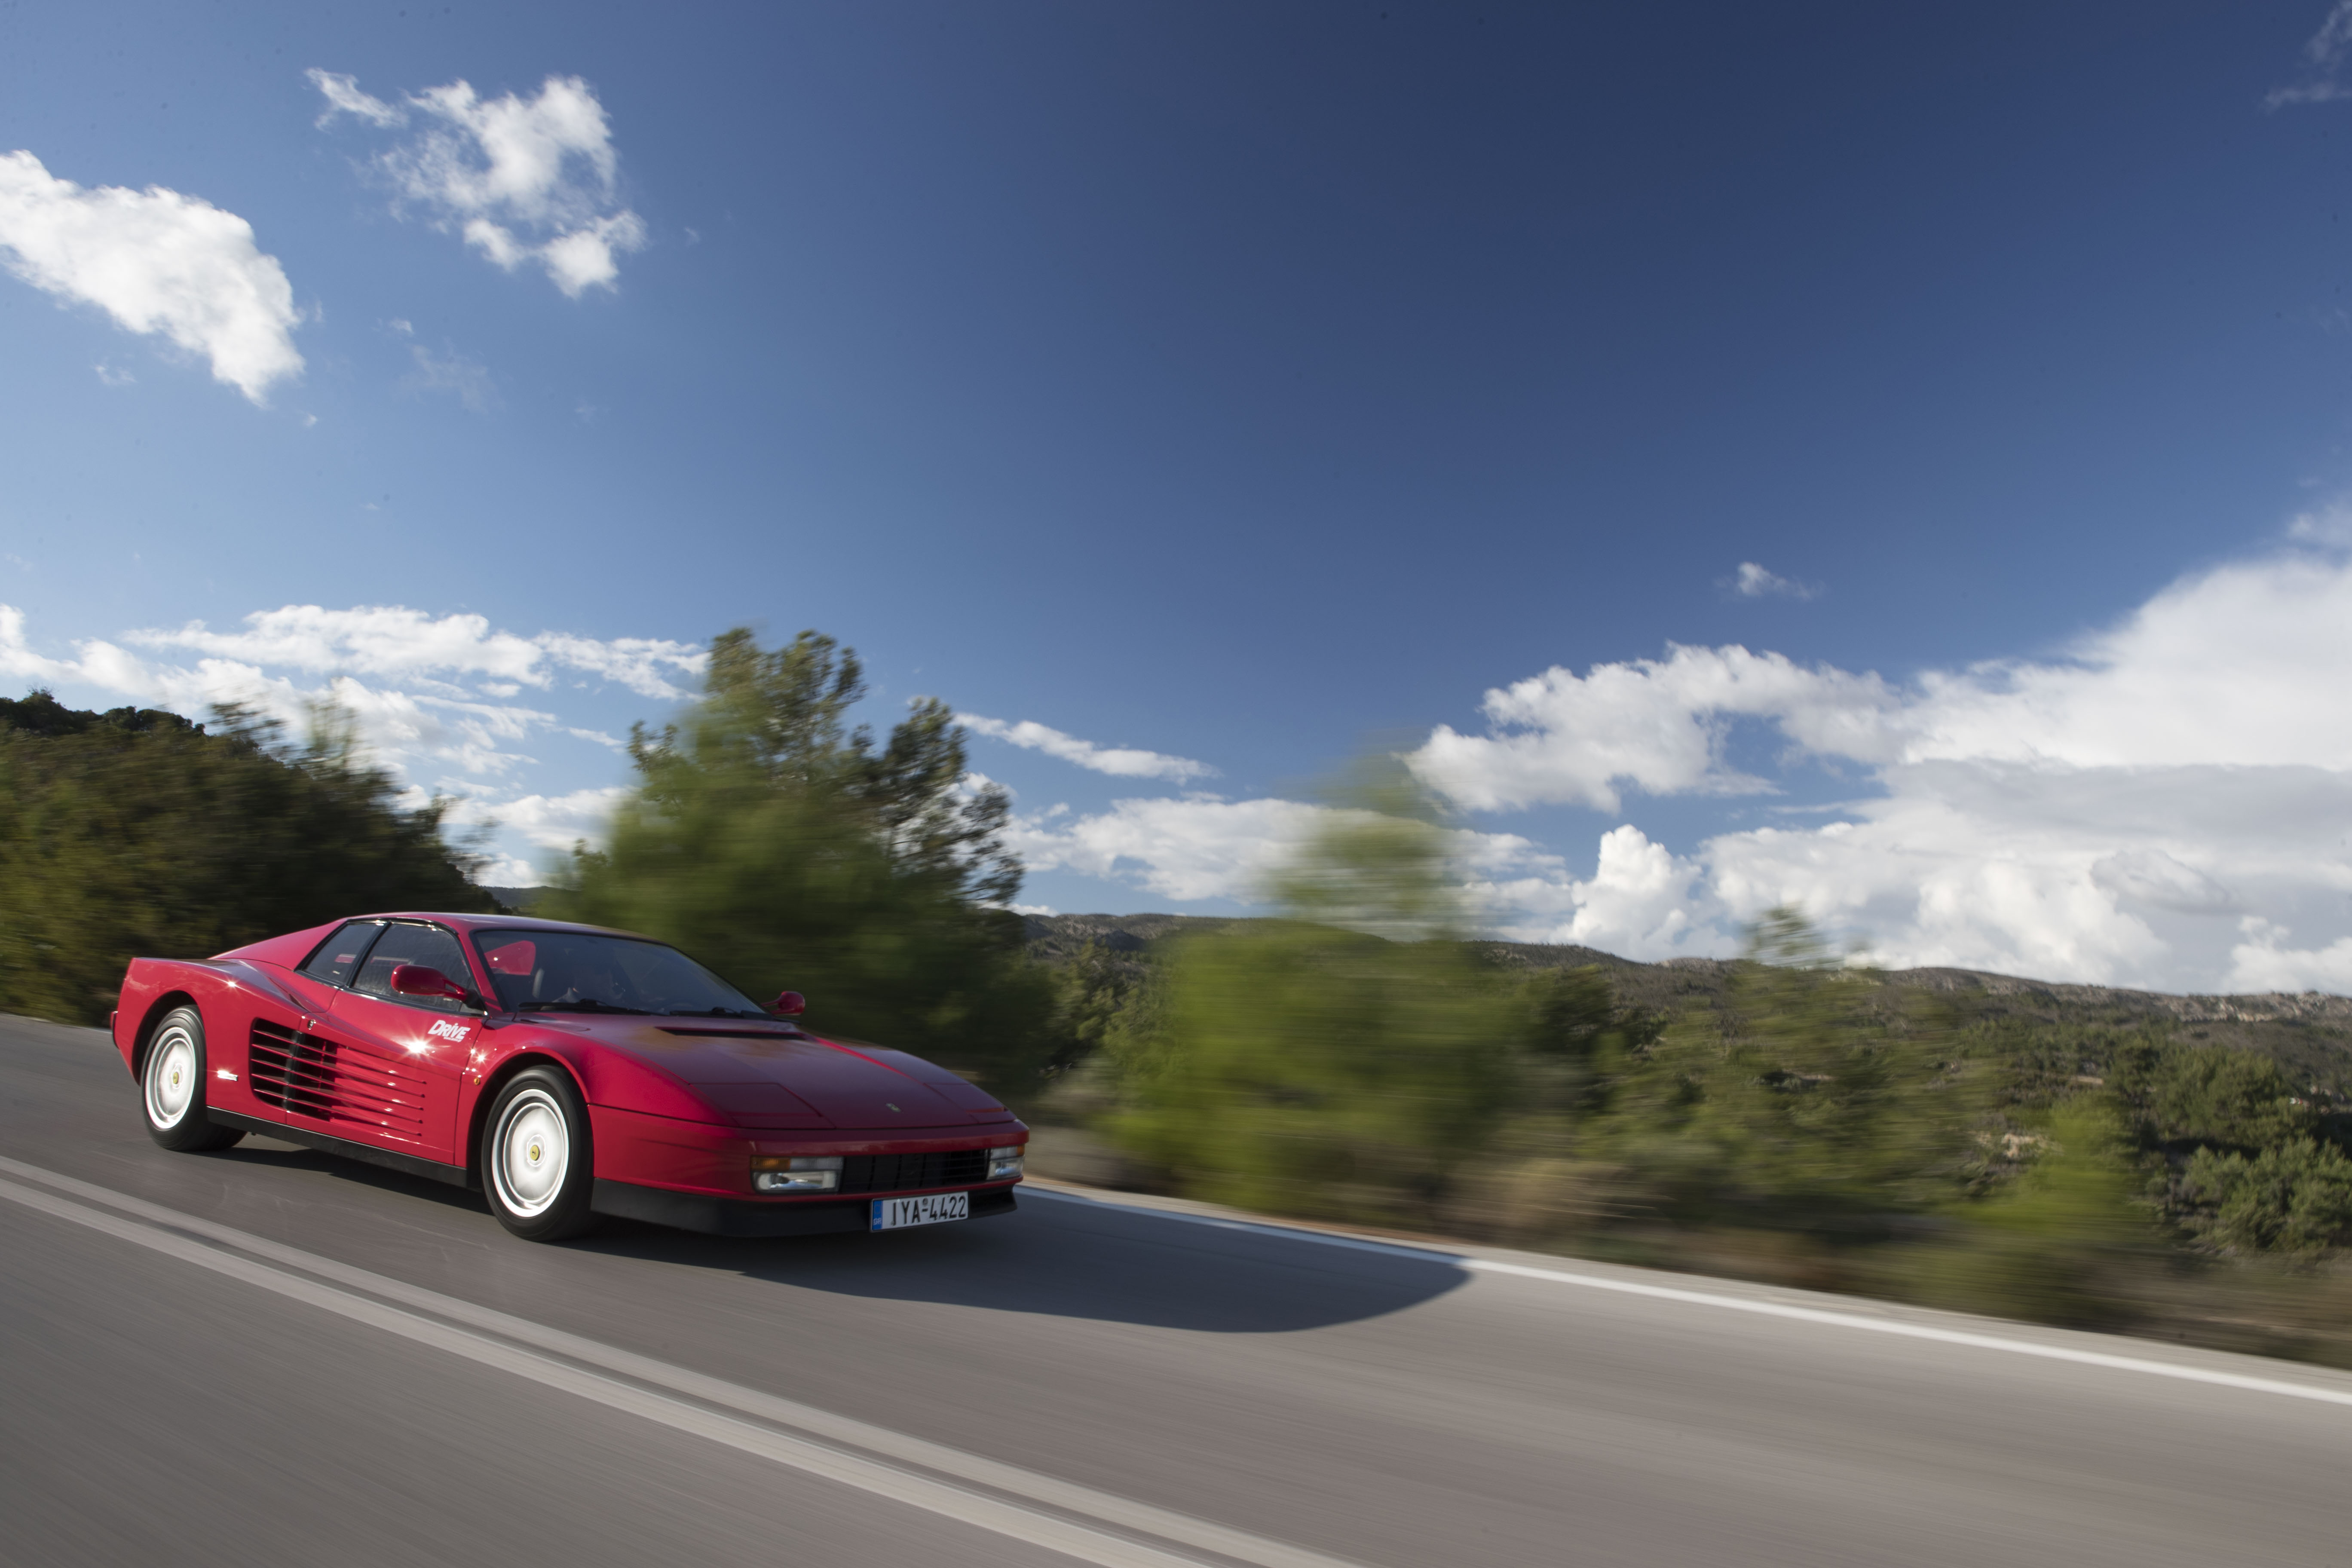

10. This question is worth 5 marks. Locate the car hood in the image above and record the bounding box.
[542,1016,1008,1130]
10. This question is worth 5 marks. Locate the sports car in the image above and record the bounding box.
[110,912,1028,1241]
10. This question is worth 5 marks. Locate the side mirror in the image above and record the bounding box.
[392,964,476,1007]
[769,990,806,1018]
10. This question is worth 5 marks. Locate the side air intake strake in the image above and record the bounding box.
[248,1017,428,1141]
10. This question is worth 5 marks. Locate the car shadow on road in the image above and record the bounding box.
[199,1141,1468,1335]
[567,1191,1472,1334]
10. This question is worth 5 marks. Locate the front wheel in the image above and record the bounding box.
[481,1068,599,1242]
[141,1006,245,1153]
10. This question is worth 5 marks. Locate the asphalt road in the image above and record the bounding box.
[5,1012,2350,1568]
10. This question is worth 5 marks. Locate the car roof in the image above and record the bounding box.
[352,911,656,941]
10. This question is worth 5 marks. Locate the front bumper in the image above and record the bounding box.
[591,1179,1019,1236]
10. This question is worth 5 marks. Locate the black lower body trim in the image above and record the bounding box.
[591,1179,1018,1237]
[208,1110,471,1188]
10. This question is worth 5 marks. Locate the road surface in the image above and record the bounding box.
[3,1011,2347,1567]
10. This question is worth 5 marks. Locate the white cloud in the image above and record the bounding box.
[311,70,647,297]
[1008,794,1562,910]
[1472,825,1715,961]
[959,714,1217,782]
[1,603,714,788]
[126,605,706,700]
[1732,561,1817,600]
[445,785,628,852]
[308,70,402,128]
[1411,541,2352,991]
[2230,919,2352,992]
[1411,644,1899,812]
[0,150,303,403]
[1008,796,1329,902]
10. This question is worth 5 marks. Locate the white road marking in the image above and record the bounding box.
[0,1157,1366,1568]
[1026,1186,2352,1412]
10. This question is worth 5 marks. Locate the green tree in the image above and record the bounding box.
[1593,910,1983,1233]
[1102,762,1521,1225]
[548,629,1055,1087]
[2178,1139,2352,1256]
[2111,1038,2315,1155]
[0,694,493,1023]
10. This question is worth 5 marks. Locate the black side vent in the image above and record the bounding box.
[248,1017,324,1117]
[839,1148,990,1195]
[248,1017,428,1139]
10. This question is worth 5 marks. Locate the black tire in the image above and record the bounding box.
[480,1067,599,1242]
[140,1005,245,1153]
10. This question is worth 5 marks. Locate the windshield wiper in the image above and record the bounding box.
[663,1005,769,1019]
[527,999,651,1015]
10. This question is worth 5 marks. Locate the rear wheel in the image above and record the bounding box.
[141,1006,245,1153]
[482,1068,598,1242]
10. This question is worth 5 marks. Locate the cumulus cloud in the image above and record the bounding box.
[1411,542,2352,991]
[1731,562,1817,600]
[1411,644,1899,812]
[310,69,646,297]
[2231,919,2352,992]
[0,150,303,403]
[959,714,1217,782]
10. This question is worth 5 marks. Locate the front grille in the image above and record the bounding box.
[839,1148,990,1195]
[248,1017,427,1140]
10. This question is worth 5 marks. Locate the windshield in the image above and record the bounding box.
[473,929,768,1017]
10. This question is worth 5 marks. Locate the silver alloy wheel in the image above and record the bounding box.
[144,1024,198,1130]
[490,1087,570,1219]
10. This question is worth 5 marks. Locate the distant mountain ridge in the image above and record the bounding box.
[1020,912,2352,1085]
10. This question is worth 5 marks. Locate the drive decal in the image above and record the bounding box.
[427,1018,475,1044]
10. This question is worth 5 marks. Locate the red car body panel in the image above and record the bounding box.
[112,911,1027,1234]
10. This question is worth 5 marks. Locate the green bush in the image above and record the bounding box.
[2179,1139,2352,1255]
[1897,1104,2147,1327]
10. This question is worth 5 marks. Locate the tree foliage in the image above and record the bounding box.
[1105,763,1606,1225]
[1596,912,1984,1231]
[0,691,493,1023]
[548,629,1055,1087]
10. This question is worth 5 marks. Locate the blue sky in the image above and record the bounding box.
[8,2,2352,992]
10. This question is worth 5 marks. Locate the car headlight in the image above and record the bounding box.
[986,1145,1025,1181]
[753,1155,842,1193]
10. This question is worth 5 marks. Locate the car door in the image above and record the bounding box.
[232,919,387,1127]
[284,921,475,1165]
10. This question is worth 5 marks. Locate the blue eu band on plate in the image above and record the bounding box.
[871,1192,971,1230]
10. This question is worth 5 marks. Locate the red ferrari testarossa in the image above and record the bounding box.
[111,912,1027,1241]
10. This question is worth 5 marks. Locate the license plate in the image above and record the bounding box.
[871,1191,970,1231]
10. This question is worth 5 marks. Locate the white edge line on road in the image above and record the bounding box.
[1024,1186,2352,1413]
[0,1160,1366,1568]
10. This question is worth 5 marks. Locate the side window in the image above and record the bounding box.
[300,922,383,986]
[477,931,542,1012]
[353,923,475,1013]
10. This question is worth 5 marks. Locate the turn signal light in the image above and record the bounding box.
[986,1145,1025,1182]
[752,1155,842,1193]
